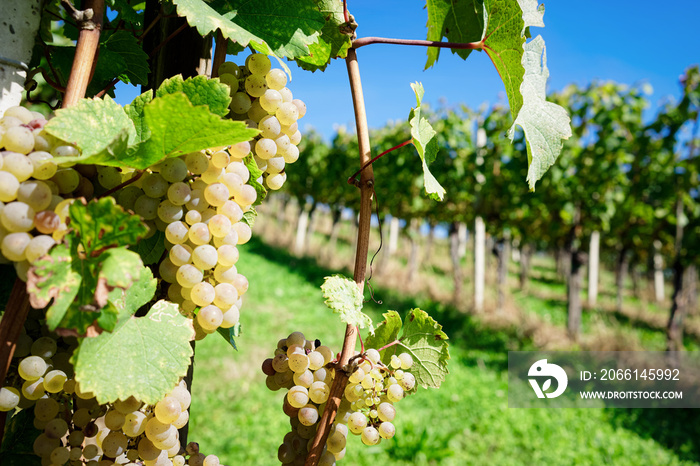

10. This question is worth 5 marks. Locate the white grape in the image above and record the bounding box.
[167,181,191,206]
[234,185,257,208]
[186,189,210,212]
[0,171,20,202]
[211,150,230,168]
[1,201,34,232]
[165,221,189,244]
[276,102,299,126]
[292,99,307,119]
[176,264,203,288]
[1,232,32,261]
[24,235,56,263]
[17,180,52,211]
[3,126,35,154]
[232,221,252,244]
[216,244,239,266]
[260,90,283,114]
[197,305,223,331]
[266,172,287,190]
[213,282,238,308]
[203,183,229,207]
[247,54,272,75]
[228,141,250,159]
[220,305,240,328]
[265,68,287,90]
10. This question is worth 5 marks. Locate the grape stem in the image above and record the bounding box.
[347,139,412,186]
[377,339,401,353]
[305,47,375,465]
[352,36,483,51]
[97,170,145,199]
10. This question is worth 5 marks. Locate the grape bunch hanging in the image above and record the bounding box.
[0,51,307,465]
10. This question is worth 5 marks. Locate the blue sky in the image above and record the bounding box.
[116,1,700,140]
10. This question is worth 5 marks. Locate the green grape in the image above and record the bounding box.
[218,73,239,95]
[44,417,68,439]
[116,185,143,211]
[197,305,223,331]
[190,281,215,307]
[165,221,188,244]
[211,150,230,169]
[1,232,32,261]
[105,409,126,430]
[30,336,57,358]
[201,163,224,184]
[361,426,380,445]
[51,145,79,158]
[27,151,57,180]
[0,387,20,411]
[18,355,47,381]
[185,151,209,175]
[186,189,210,212]
[0,171,20,202]
[157,200,183,223]
[141,172,168,198]
[230,92,252,114]
[1,201,34,232]
[2,126,34,154]
[49,446,70,464]
[265,68,287,90]
[134,194,159,220]
[167,181,191,206]
[266,172,286,190]
[50,168,80,193]
[154,396,182,424]
[292,99,307,119]
[96,166,122,189]
[309,381,330,404]
[208,214,232,238]
[159,257,179,284]
[246,53,271,75]
[176,264,203,288]
[123,410,147,437]
[203,183,229,207]
[17,180,51,212]
[220,305,240,329]
[327,428,347,454]
[34,397,60,422]
[297,404,318,426]
[218,61,241,77]
[43,370,67,393]
[160,158,188,182]
[247,99,269,122]
[348,412,367,434]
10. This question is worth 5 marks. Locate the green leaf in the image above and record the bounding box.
[45,96,137,165]
[71,300,194,404]
[106,0,145,26]
[508,35,572,190]
[27,200,154,334]
[321,275,373,331]
[0,409,42,466]
[132,230,166,265]
[121,93,259,169]
[216,324,240,350]
[295,0,352,71]
[424,0,485,69]
[379,309,450,389]
[408,82,446,201]
[103,31,149,85]
[172,0,325,59]
[100,267,157,331]
[242,206,257,228]
[243,154,267,205]
[27,243,83,331]
[68,197,148,256]
[124,90,153,145]
[156,75,231,118]
[364,311,402,350]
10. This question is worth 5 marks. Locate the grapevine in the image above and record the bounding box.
[0,1,571,466]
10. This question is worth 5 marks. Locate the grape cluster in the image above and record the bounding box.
[2,322,220,465]
[0,106,88,280]
[218,54,306,191]
[262,332,415,465]
[93,149,253,340]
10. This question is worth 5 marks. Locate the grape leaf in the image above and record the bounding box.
[364,311,402,351]
[124,89,153,144]
[321,275,373,331]
[120,93,259,169]
[26,200,154,334]
[295,0,352,71]
[172,0,325,59]
[68,197,148,256]
[100,267,157,331]
[0,409,41,466]
[242,206,257,228]
[508,35,572,190]
[378,309,450,389]
[45,96,137,164]
[217,324,240,351]
[71,300,194,404]
[103,31,149,85]
[132,230,166,265]
[243,154,267,205]
[106,0,145,26]
[424,0,485,69]
[156,75,231,118]
[408,82,446,201]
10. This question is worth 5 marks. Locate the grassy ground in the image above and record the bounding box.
[188,237,700,465]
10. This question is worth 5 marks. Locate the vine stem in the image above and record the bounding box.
[62,0,105,108]
[211,31,228,78]
[352,36,483,50]
[347,139,412,186]
[305,47,376,465]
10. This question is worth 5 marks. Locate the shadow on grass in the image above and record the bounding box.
[606,408,700,463]
[243,237,534,372]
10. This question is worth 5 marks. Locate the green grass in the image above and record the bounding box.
[188,238,700,465]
